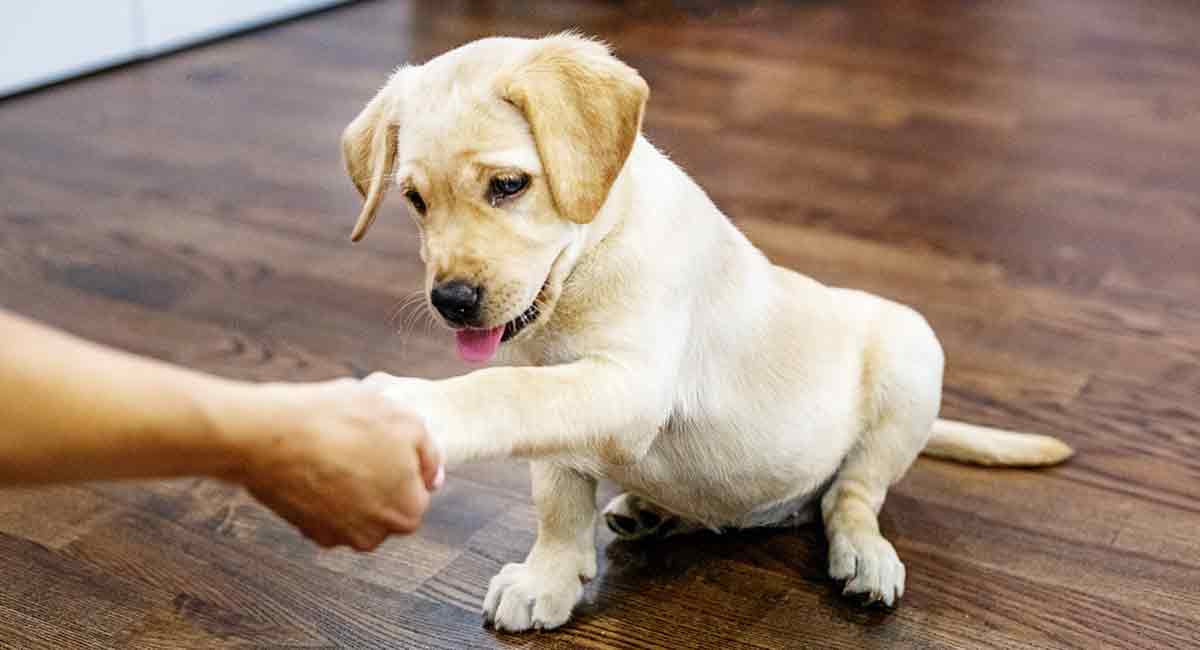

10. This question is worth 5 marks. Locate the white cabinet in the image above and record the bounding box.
[139,0,348,55]
[0,0,348,98]
[0,2,140,97]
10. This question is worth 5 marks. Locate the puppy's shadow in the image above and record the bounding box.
[573,520,897,626]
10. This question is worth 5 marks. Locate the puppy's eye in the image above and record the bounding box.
[489,173,530,205]
[404,189,427,215]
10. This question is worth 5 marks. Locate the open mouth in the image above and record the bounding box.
[453,278,551,363]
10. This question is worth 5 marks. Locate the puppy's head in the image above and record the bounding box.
[343,34,648,363]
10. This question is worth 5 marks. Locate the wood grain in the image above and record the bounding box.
[1,1,1198,647]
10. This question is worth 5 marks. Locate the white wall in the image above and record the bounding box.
[0,0,349,98]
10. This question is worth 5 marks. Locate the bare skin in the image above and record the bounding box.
[0,309,443,551]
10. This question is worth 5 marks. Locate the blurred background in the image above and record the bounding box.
[1,1,1197,648]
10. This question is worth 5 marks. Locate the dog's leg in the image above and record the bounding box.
[602,493,704,541]
[363,361,665,466]
[821,408,933,607]
[820,309,943,607]
[484,462,597,632]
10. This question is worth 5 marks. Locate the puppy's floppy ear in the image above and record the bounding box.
[342,82,399,242]
[502,35,649,224]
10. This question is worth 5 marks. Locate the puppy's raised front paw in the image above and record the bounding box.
[482,562,584,632]
[360,372,448,453]
[828,531,906,607]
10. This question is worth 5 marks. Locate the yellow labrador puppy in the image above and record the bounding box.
[345,33,1072,632]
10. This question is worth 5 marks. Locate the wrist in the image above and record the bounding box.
[193,378,288,482]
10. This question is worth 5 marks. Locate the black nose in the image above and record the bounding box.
[430,281,482,325]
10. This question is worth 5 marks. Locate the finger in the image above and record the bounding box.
[392,470,432,530]
[279,510,342,549]
[302,524,340,548]
[377,508,423,535]
[413,426,444,492]
[347,524,390,552]
[248,488,313,534]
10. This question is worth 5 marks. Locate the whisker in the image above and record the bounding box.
[387,290,426,328]
[418,304,440,341]
[382,289,430,361]
[402,302,429,337]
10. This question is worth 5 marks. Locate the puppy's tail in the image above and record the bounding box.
[922,418,1074,467]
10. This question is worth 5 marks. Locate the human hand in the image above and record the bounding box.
[222,378,443,551]
[360,372,452,461]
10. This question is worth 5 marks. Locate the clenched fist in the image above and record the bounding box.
[221,379,444,551]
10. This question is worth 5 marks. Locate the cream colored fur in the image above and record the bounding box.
[344,34,1073,632]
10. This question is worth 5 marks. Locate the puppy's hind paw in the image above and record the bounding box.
[828,532,906,608]
[602,493,698,541]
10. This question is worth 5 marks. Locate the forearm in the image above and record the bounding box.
[0,310,261,485]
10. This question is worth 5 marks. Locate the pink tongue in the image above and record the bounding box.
[454,326,505,363]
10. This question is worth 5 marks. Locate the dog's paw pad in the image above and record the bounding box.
[638,510,662,528]
[606,513,640,537]
[828,532,905,608]
[483,562,583,633]
[602,493,691,541]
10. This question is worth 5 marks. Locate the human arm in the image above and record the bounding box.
[0,309,441,550]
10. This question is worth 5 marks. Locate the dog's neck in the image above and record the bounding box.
[508,134,752,368]
[500,139,651,365]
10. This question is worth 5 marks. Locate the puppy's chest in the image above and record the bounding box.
[561,413,837,526]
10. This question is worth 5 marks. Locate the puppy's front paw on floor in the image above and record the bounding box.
[828,532,906,607]
[483,562,583,632]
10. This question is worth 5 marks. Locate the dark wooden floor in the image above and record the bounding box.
[2,1,1198,647]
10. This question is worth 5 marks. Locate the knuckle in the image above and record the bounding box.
[310,531,338,548]
[414,489,431,513]
[391,521,417,535]
[350,528,387,551]
[387,512,421,535]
